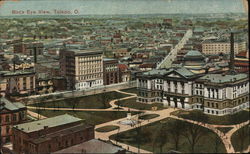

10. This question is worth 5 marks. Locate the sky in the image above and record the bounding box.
[0,0,246,16]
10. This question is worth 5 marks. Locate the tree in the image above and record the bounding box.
[135,122,142,153]
[167,120,185,151]
[154,121,168,153]
[72,98,81,111]
[237,125,249,152]
[98,90,111,108]
[182,122,206,153]
[213,135,220,153]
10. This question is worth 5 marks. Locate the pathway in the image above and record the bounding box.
[27,89,250,153]
[169,115,249,153]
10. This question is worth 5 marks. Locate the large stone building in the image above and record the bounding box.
[136,67,249,115]
[0,70,36,96]
[59,48,103,90]
[0,96,27,145]
[12,114,94,154]
[137,33,249,115]
[202,39,246,55]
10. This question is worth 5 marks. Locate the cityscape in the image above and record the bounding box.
[0,0,249,153]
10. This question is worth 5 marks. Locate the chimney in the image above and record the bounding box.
[229,32,236,74]
[34,46,37,64]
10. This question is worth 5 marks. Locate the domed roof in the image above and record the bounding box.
[184,50,204,57]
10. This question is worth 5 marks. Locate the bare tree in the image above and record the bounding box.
[72,98,81,111]
[154,122,168,153]
[167,119,185,151]
[98,90,111,108]
[213,135,220,153]
[237,125,249,152]
[182,122,206,153]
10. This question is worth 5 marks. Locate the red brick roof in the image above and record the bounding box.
[118,64,128,71]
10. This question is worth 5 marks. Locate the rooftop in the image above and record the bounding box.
[0,97,26,111]
[14,114,83,133]
[199,73,248,83]
[184,50,204,58]
[53,139,125,154]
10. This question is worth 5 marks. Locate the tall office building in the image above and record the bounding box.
[60,48,103,90]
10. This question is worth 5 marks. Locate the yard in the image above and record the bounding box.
[115,98,167,110]
[30,91,129,109]
[95,125,120,132]
[110,118,226,153]
[30,109,141,125]
[120,88,138,95]
[172,110,249,125]
[231,124,250,152]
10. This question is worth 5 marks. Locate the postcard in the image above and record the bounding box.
[0,0,249,153]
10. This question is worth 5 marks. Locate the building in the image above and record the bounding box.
[137,32,249,115]
[12,114,94,154]
[202,39,246,55]
[0,70,36,96]
[0,96,27,144]
[53,139,126,154]
[234,51,249,73]
[59,48,103,90]
[13,42,44,56]
[136,67,249,115]
[118,64,131,83]
[103,58,119,85]
[183,50,206,74]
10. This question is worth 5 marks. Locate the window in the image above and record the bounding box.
[216,103,218,108]
[5,115,10,122]
[13,114,17,121]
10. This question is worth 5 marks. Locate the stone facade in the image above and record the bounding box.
[136,67,249,115]
[60,48,103,90]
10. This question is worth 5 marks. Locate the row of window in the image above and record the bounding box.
[0,113,20,123]
[78,73,102,80]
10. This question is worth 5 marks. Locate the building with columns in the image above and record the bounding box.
[59,48,103,90]
[136,67,249,115]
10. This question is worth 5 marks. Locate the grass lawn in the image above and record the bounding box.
[95,125,119,132]
[110,118,226,153]
[216,127,234,134]
[231,124,250,152]
[116,98,167,110]
[139,114,159,120]
[120,88,138,95]
[172,110,249,125]
[30,91,129,109]
[30,109,141,125]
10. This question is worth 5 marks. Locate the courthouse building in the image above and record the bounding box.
[137,33,249,115]
[59,48,103,90]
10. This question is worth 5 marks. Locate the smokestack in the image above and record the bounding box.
[229,32,236,74]
[34,46,37,64]
[13,61,16,72]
